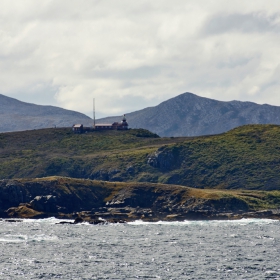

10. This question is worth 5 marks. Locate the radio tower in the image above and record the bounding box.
[93,98,96,129]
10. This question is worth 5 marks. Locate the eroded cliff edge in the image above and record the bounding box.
[1,177,280,223]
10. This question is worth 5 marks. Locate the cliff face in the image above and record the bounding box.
[0,94,92,132]
[0,177,107,214]
[98,92,280,137]
[2,177,280,221]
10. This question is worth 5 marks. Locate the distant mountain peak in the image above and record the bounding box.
[97,92,280,137]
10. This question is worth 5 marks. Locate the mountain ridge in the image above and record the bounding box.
[2,92,280,136]
[97,92,280,136]
[0,93,93,132]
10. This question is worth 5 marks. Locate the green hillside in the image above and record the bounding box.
[1,125,280,190]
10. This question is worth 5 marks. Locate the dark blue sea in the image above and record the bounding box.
[0,218,279,279]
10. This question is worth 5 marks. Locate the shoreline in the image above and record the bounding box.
[2,208,280,224]
[1,177,280,225]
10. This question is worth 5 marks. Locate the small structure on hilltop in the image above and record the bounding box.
[95,115,128,130]
[72,114,128,133]
[72,124,83,133]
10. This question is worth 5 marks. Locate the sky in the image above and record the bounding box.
[1,0,280,118]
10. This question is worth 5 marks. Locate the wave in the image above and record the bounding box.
[22,217,75,224]
[127,218,279,226]
[0,234,58,243]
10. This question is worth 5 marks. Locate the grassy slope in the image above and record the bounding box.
[0,125,280,190]
[159,125,280,190]
[0,128,182,180]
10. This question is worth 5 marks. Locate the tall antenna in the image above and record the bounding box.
[93,98,95,129]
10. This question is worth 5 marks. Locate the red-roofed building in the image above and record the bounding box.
[72,115,128,133]
[95,115,128,130]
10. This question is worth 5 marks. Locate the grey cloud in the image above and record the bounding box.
[101,95,153,115]
[87,66,162,80]
[217,56,255,69]
[202,13,280,35]
[259,65,280,92]
[6,82,59,106]
[1,1,280,115]
[85,94,156,119]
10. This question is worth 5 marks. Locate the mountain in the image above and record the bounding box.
[2,92,280,136]
[97,92,280,136]
[0,94,93,132]
[1,124,280,190]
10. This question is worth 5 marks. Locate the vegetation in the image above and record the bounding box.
[157,124,280,190]
[3,176,280,213]
[1,125,280,190]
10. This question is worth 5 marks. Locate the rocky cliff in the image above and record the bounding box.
[98,92,280,136]
[2,177,280,222]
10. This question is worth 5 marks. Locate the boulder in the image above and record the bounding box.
[30,195,58,213]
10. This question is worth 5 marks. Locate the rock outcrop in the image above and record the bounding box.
[147,147,176,171]
[30,195,58,213]
[1,177,280,222]
[90,169,123,182]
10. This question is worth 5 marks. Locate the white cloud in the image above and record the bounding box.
[0,0,280,117]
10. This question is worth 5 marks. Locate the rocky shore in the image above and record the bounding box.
[3,206,280,225]
[1,177,280,224]
[65,208,280,224]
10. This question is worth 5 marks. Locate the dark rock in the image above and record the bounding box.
[126,166,135,174]
[57,206,68,213]
[107,219,126,224]
[147,149,175,171]
[5,219,23,223]
[30,195,58,213]
[0,181,28,210]
[56,221,74,225]
[90,219,107,225]
[74,217,84,224]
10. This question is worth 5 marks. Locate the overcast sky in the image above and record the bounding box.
[1,1,280,118]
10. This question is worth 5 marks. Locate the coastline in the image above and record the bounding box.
[3,207,280,225]
[1,177,280,224]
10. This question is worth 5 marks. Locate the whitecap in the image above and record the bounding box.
[21,217,75,224]
[0,238,24,243]
[0,233,58,243]
[127,218,279,226]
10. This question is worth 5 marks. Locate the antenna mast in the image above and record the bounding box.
[93,98,95,129]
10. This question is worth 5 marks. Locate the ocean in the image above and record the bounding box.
[0,218,279,279]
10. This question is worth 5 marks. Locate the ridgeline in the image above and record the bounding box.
[0,93,92,132]
[97,92,280,137]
